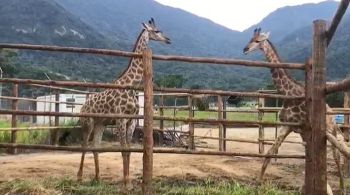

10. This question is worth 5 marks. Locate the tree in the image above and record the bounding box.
[0,49,18,77]
[155,74,185,88]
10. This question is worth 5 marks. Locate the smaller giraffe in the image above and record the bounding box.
[77,18,170,185]
[243,28,343,195]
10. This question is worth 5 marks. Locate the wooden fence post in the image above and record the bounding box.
[258,97,265,154]
[222,98,227,151]
[51,90,60,145]
[343,91,350,178]
[188,95,195,150]
[142,48,154,195]
[305,19,327,195]
[10,83,18,154]
[343,84,350,177]
[218,95,224,151]
[159,95,164,132]
[304,57,313,194]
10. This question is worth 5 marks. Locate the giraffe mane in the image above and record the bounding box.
[112,29,146,83]
[266,39,304,88]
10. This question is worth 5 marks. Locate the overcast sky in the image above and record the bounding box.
[155,0,339,31]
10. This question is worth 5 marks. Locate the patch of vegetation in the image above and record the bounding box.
[0,177,117,195]
[0,120,49,145]
[154,179,297,195]
[155,109,277,127]
[0,177,298,195]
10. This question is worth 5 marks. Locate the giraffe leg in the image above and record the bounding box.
[92,124,104,181]
[118,119,130,187]
[122,152,131,186]
[77,121,94,181]
[93,152,100,181]
[77,151,86,181]
[260,126,292,181]
[119,119,135,187]
[124,119,137,186]
[331,125,344,195]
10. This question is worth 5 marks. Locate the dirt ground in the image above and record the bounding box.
[0,127,344,191]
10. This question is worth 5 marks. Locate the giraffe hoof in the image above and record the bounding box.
[123,182,133,191]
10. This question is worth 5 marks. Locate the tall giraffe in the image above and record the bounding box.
[243,28,342,194]
[77,18,170,185]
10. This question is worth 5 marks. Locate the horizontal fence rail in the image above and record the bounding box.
[326,78,350,94]
[0,109,143,119]
[0,143,306,159]
[0,109,302,127]
[153,116,302,127]
[0,43,305,70]
[193,135,274,145]
[0,126,81,131]
[151,88,304,99]
[0,43,141,58]
[0,78,305,100]
[0,95,84,105]
[152,55,305,70]
[29,84,92,94]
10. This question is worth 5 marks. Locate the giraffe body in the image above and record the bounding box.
[77,18,170,185]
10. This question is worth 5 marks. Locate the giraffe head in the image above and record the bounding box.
[243,28,270,54]
[142,18,171,44]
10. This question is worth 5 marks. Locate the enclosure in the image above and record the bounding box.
[1,1,350,195]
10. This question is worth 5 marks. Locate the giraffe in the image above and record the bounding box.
[243,28,343,195]
[76,18,170,185]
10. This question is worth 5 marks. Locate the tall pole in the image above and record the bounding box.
[218,95,224,151]
[142,48,154,195]
[305,19,327,195]
[10,83,18,154]
[344,89,350,177]
[188,95,195,150]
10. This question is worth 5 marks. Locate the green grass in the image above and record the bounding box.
[154,179,297,195]
[0,177,117,195]
[0,177,298,195]
[156,109,278,127]
[0,120,49,144]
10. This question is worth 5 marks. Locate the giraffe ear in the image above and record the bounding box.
[142,23,152,30]
[257,31,270,41]
[262,32,270,38]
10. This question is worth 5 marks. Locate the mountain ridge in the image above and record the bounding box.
[0,0,346,92]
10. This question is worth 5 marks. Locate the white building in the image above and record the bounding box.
[36,93,145,126]
[36,94,87,125]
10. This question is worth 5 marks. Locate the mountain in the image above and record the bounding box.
[0,0,110,47]
[55,0,243,57]
[0,0,345,93]
[277,13,350,81]
[243,1,339,42]
[54,0,264,90]
[0,0,123,86]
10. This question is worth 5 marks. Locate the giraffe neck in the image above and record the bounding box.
[113,29,149,86]
[261,40,304,96]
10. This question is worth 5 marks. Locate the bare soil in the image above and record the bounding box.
[0,127,344,191]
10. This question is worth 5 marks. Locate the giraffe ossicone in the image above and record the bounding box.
[76,18,170,185]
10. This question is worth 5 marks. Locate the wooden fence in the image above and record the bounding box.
[1,1,350,194]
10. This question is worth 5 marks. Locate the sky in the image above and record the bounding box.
[155,0,339,31]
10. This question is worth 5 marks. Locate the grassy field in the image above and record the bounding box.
[156,109,278,127]
[0,177,298,195]
[0,120,49,145]
[0,109,277,144]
